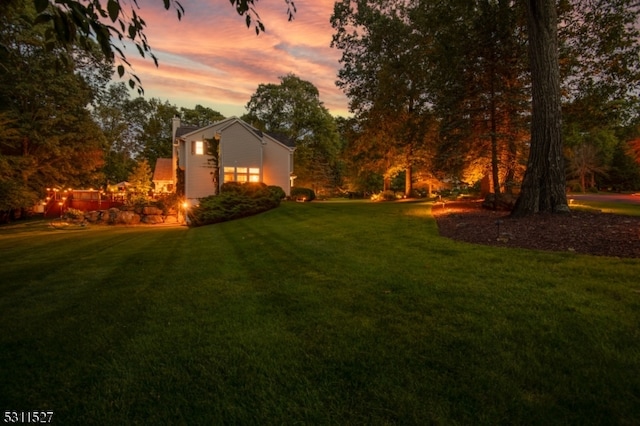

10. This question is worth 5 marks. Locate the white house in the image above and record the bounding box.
[161,116,295,205]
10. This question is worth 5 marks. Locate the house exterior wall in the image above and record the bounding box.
[175,117,294,203]
[262,135,293,195]
[219,121,263,185]
[180,129,215,202]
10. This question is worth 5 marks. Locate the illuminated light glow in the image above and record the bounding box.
[195,141,204,155]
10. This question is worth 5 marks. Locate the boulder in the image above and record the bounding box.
[118,210,141,225]
[142,206,163,215]
[142,214,164,224]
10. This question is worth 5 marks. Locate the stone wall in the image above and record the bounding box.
[83,206,180,225]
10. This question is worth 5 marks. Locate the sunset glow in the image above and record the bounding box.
[118,0,349,117]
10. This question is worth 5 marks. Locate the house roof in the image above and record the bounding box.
[176,117,296,149]
[266,131,296,148]
[153,158,173,181]
[176,126,200,138]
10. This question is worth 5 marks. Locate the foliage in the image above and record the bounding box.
[290,187,315,202]
[267,185,286,201]
[130,97,179,167]
[245,74,342,193]
[604,140,640,190]
[188,183,283,226]
[0,1,106,212]
[180,105,225,127]
[331,0,640,212]
[370,190,397,201]
[63,208,85,220]
[91,83,139,183]
[154,193,182,216]
[127,159,152,205]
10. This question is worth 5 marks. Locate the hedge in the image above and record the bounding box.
[188,183,284,227]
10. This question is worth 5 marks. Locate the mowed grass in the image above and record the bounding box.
[571,199,640,216]
[1,201,639,425]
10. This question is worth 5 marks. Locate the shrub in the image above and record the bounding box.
[155,193,181,216]
[290,187,315,202]
[370,190,402,201]
[268,185,286,203]
[188,183,284,227]
[64,208,85,220]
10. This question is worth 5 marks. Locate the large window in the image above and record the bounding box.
[223,166,260,183]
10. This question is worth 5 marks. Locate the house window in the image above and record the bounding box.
[223,166,260,183]
[249,168,260,182]
[223,167,235,183]
[194,141,204,155]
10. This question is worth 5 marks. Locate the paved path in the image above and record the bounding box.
[568,193,640,205]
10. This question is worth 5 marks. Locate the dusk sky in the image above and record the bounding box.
[119,0,350,118]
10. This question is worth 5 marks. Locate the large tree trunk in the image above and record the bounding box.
[511,0,569,217]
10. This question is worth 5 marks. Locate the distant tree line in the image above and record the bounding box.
[330,0,640,208]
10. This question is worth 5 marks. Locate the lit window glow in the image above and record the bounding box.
[222,166,260,183]
[195,141,204,155]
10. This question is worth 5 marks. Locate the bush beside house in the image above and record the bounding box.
[290,187,315,202]
[187,183,285,227]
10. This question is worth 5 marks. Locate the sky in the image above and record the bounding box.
[118,0,350,118]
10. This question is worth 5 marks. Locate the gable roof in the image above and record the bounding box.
[175,126,200,138]
[175,117,295,149]
[153,158,173,181]
[266,131,296,148]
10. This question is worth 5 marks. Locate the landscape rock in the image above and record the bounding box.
[141,214,165,224]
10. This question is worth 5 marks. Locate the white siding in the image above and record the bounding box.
[220,122,262,170]
[262,135,293,195]
[178,117,294,200]
[184,137,216,201]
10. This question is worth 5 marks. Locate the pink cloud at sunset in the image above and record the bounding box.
[117,0,350,117]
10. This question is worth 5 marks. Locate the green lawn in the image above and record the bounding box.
[570,198,640,216]
[1,200,639,425]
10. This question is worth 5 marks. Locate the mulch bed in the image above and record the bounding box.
[432,200,640,259]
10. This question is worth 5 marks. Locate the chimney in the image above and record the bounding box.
[171,115,180,187]
[171,115,181,146]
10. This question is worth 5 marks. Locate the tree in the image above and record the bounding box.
[513,0,640,214]
[331,0,438,196]
[180,105,225,128]
[332,0,639,210]
[511,0,569,215]
[419,0,530,196]
[0,1,106,214]
[245,74,341,193]
[3,0,297,93]
[127,159,152,202]
[92,83,138,184]
[135,98,179,167]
